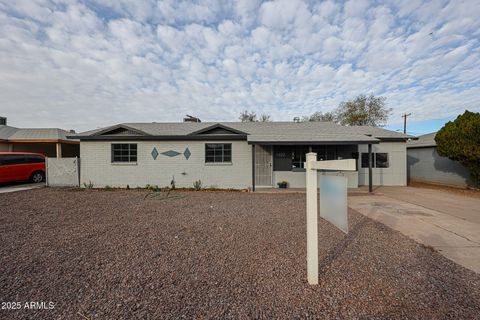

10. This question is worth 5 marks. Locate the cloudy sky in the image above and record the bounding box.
[0,0,479,133]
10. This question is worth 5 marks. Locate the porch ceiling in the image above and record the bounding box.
[247,133,380,145]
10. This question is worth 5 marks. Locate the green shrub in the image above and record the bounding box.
[193,180,202,190]
[83,181,94,189]
[435,110,480,186]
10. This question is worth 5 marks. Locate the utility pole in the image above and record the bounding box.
[402,113,411,134]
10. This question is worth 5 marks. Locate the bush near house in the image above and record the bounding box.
[435,110,480,186]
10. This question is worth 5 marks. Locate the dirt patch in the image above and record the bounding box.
[1,188,479,319]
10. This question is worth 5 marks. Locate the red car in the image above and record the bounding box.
[0,152,46,183]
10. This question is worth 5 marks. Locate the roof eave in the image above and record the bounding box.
[406,144,436,149]
[247,140,380,145]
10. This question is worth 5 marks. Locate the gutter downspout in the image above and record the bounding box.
[252,144,256,192]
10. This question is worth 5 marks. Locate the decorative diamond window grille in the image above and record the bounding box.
[151,147,159,160]
[161,150,181,157]
[184,147,191,160]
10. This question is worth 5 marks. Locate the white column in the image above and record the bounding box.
[8,143,13,152]
[56,143,62,158]
[305,152,318,285]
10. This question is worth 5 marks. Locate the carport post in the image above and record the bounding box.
[56,142,62,158]
[305,152,318,285]
[368,144,373,192]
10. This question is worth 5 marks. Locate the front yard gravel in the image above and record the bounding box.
[1,188,479,319]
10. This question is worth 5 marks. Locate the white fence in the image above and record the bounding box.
[46,157,80,187]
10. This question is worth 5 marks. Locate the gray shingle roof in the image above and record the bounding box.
[0,125,78,142]
[407,132,437,148]
[72,121,414,143]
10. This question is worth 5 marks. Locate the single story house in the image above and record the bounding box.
[0,117,79,158]
[70,121,414,190]
[407,132,472,187]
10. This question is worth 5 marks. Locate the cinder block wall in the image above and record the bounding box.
[407,147,471,187]
[358,142,407,186]
[80,140,252,189]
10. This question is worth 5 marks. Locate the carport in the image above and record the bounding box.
[0,124,79,157]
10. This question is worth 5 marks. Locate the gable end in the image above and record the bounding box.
[188,124,247,136]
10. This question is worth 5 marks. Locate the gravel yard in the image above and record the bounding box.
[1,188,480,319]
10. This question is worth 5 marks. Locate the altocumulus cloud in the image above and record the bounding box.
[0,0,479,130]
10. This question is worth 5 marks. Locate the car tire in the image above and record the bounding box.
[31,171,45,183]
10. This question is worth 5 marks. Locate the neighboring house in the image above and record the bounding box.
[0,118,79,158]
[70,121,413,190]
[407,132,472,188]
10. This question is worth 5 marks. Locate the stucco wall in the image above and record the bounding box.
[273,171,359,188]
[358,142,407,186]
[407,147,471,187]
[80,140,252,189]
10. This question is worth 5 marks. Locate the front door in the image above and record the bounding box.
[255,145,272,187]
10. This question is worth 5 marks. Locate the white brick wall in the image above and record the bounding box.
[358,142,407,186]
[80,140,252,189]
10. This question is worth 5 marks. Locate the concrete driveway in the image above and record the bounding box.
[0,182,45,193]
[349,186,480,273]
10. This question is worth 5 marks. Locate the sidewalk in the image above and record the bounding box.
[0,183,44,194]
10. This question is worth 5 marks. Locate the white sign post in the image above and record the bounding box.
[305,153,319,285]
[305,153,356,285]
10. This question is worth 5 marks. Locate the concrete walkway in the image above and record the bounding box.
[349,186,480,273]
[0,183,44,194]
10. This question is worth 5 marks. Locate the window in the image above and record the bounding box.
[375,153,389,168]
[0,155,26,166]
[292,146,309,169]
[273,146,292,171]
[361,153,371,168]
[361,152,389,168]
[111,144,137,162]
[25,155,45,164]
[205,143,231,163]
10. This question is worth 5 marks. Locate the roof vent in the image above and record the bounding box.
[184,115,201,123]
[0,116,6,125]
[293,117,300,123]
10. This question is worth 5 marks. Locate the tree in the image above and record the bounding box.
[302,111,336,122]
[239,110,271,122]
[259,114,271,122]
[435,110,480,186]
[336,94,391,126]
[239,110,257,122]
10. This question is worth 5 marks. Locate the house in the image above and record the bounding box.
[70,121,413,190]
[0,117,79,158]
[407,132,471,187]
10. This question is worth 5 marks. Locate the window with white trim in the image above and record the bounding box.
[111,144,137,162]
[205,143,231,163]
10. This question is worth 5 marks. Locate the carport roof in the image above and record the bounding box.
[71,121,414,143]
[407,132,437,148]
[0,125,78,143]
